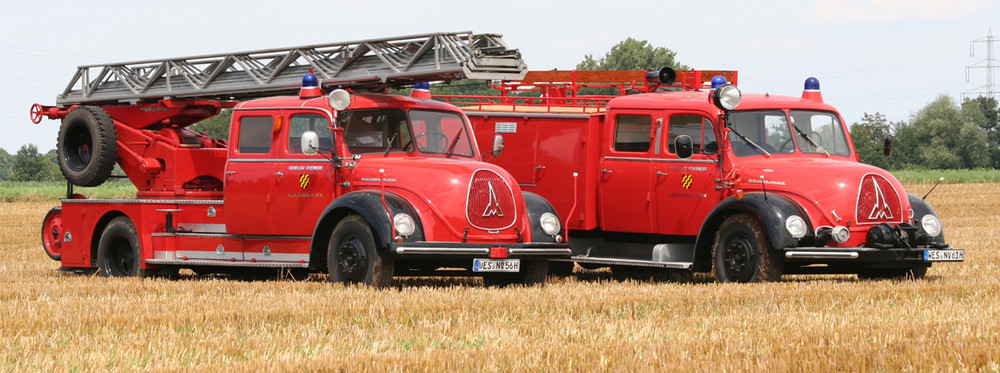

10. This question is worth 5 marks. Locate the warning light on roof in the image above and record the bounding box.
[410,82,431,99]
[802,77,823,103]
[711,75,728,89]
[300,71,322,99]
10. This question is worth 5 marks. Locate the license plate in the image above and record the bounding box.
[924,250,964,262]
[473,258,520,272]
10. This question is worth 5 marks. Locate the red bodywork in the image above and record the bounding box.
[452,70,960,276]
[44,93,568,273]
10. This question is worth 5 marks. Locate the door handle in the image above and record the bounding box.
[656,171,669,176]
[601,169,612,174]
[225,171,236,175]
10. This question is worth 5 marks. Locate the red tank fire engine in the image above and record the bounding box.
[441,68,964,282]
[32,32,570,287]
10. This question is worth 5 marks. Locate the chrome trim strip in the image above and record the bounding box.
[146,259,309,268]
[507,248,572,256]
[231,158,331,163]
[604,156,717,164]
[570,255,693,269]
[785,251,860,259]
[395,247,490,255]
[62,198,223,205]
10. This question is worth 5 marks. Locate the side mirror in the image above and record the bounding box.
[492,134,504,157]
[675,135,694,159]
[301,131,319,155]
[882,135,893,157]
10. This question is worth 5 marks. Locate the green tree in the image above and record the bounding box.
[850,112,894,169]
[961,96,1000,167]
[575,38,689,95]
[11,144,60,181]
[907,95,989,169]
[0,148,11,180]
[188,109,233,140]
[576,38,690,71]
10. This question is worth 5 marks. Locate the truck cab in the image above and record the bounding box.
[454,70,963,282]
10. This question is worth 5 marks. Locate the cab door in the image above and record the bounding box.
[652,112,723,235]
[270,110,336,236]
[598,111,661,233]
[224,113,277,236]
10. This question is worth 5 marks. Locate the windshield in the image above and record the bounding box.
[340,108,474,158]
[729,109,850,157]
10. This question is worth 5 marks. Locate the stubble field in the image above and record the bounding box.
[1,183,998,371]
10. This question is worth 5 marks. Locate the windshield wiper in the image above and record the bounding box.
[790,122,830,156]
[728,126,770,157]
[444,127,465,158]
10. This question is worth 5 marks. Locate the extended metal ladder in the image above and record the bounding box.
[57,32,526,105]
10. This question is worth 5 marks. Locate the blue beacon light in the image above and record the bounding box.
[711,75,728,89]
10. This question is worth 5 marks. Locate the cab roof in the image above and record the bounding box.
[606,90,842,114]
[236,93,462,112]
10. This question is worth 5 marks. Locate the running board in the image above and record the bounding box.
[564,256,693,270]
[145,259,309,268]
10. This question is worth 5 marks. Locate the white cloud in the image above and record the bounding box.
[812,0,990,25]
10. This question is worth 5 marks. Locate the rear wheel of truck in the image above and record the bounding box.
[41,207,64,261]
[58,106,117,187]
[483,260,548,287]
[327,215,394,288]
[712,214,782,283]
[97,216,150,277]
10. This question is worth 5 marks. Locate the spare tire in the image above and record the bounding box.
[58,106,117,187]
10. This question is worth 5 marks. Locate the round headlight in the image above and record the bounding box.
[785,215,807,239]
[393,213,416,237]
[328,89,352,111]
[920,214,942,237]
[712,84,742,111]
[540,212,561,236]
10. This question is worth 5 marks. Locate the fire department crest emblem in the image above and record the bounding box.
[681,174,693,189]
[299,174,310,189]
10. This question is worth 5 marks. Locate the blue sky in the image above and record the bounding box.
[1,0,997,152]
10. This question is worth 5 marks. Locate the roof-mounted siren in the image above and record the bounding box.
[646,67,677,85]
[300,70,322,99]
[802,77,823,103]
[410,82,431,99]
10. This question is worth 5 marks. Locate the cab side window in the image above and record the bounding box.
[237,116,273,154]
[613,115,652,152]
[667,115,716,155]
[287,113,333,154]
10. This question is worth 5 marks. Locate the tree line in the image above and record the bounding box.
[4,39,997,181]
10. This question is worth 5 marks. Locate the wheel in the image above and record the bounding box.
[327,215,393,287]
[40,207,64,261]
[58,106,117,187]
[97,216,150,277]
[483,260,548,287]
[712,214,782,283]
[859,266,927,280]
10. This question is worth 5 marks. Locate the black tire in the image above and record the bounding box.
[859,266,928,280]
[483,260,549,287]
[712,214,782,283]
[58,106,117,187]
[327,215,393,287]
[97,216,150,277]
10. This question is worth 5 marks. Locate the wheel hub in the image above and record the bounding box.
[336,234,368,282]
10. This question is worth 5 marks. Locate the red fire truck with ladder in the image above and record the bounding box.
[30,32,570,287]
[442,68,965,282]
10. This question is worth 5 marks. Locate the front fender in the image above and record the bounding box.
[522,191,562,243]
[693,193,811,272]
[908,193,946,243]
[309,191,423,270]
